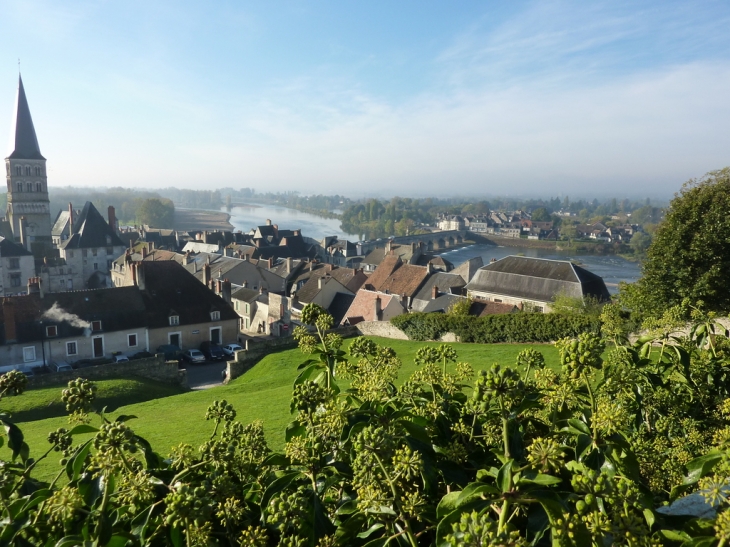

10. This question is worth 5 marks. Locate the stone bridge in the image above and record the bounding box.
[358,230,468,254]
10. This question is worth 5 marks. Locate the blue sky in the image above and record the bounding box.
[1,0,729,198]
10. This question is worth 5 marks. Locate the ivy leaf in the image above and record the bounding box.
[436,491,461,520]
[356,523,384,539]
[67,440,93,482]
[670,451,724,500]
[517,472,561,487]
[261,471,304,511]
[68,424,99,435]
[497,460,514,494]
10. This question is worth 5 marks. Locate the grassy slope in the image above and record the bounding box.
[1,378,184,423]
[3,338,560,481]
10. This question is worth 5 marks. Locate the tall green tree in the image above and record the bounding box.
[136,197,175,228]
[622,168,730,316]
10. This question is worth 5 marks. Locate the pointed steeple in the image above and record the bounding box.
[7,75,45,160]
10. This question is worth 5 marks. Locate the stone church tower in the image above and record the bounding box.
[5,75,52,256]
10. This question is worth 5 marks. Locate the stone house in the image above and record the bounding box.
[465,256,610,313]
[0,236,35,296]
[133,261,239,351]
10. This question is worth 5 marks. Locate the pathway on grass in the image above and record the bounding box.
[185,361,227,390]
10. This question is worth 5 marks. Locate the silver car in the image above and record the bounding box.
[182,349,206,364]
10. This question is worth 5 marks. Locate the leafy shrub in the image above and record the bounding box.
[393,311,600,343]
[2,307,730,545]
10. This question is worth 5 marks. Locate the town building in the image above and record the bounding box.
[0,236,35,296]
[465,256,611,312]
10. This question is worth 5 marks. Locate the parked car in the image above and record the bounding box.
[156,344,183,362]
[112,354,130,363]
[49,361,73,373]
[181,349,206,364]
[199,341,226,360]
[131,351,153,360]
[222,343,243,356]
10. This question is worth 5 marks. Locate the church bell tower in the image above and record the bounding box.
[5,74,52,256]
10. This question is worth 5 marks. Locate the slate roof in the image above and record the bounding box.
[413,272,466,305]
[470,301,519,316]
[231,287,260,303]
[328,292,355,325]
[40,287,147,339]
[136,261,238,328]
[51,210,71,237]
[60,202,125,249]
[465,256,610,303]
[7,75,45,160]
[422,294,465,314]
[0,236,32,257]
[452,256,484,283]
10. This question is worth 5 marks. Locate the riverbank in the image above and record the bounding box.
[174,208,234,231]
[472,233,630,255]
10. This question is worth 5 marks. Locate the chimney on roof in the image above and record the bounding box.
[374,295,382,321]
[286,257,292,274]
[259,286,266,295]
[108,206,117,233]
[215,279,222,294]
[68,203,74,232]
[411,242,416,253]
[222,279,232,304]
[325,263,333,273]
[131,261,138,286]
[267,257,273,269]
[243,280,248,288]
[427,262,434,274]
[3,298,17,343]
[309,261,314,272]
[432,285,439,299]
[149,241,155,251]
[386,240,392,253]
[141,246,147,259]
[203,263,211,289]
[318,276,325,290]
[401,294,409,309]
[266,219,272,226]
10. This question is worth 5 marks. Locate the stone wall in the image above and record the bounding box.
[355,321,409,340]
[26,354,187,389]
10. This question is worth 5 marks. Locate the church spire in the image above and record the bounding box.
[7,74,45,160]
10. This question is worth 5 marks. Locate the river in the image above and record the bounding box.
[224,204,641,293]
[227,204,351,240]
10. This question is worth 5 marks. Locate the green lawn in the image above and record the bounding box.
[1,377,184,423]
[2,337,560,482]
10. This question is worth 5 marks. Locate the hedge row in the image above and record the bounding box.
[390,311,601,343]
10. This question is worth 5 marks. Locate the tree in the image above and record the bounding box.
[136,197,175,228]
[623,168,730,316]
[530,207,550,221]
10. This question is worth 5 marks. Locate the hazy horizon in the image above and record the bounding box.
[2,1,729,197]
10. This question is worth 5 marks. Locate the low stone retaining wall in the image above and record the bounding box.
[27,354,187,389]
[225,327,360,382]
